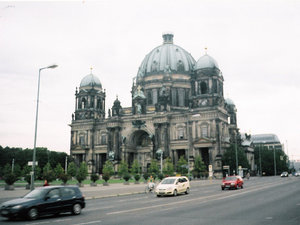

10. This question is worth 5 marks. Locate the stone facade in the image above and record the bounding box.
[70,33,242,178]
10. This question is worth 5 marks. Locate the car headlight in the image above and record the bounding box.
[231,183,235,185]
[12,205,22,209]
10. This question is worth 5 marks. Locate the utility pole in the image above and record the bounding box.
[235,132,238,175]
[273,146,277,176]
[65,156,68,174]
[259,144,262,176]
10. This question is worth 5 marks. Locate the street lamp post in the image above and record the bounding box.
[235,132,238,175]
[156,149,163,173]
[273,146,277,176]
[259,144,262,176]
[30,64,58,190]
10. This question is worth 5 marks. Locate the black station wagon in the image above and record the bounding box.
[0,185,85,220]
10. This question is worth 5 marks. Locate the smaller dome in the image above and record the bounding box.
[225,98,235,106]
[80,73,102,89]
[195,54,219,70]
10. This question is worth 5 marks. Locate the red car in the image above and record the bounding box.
[221,176,244,190]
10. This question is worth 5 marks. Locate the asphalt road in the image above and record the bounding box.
[1,176,299,225]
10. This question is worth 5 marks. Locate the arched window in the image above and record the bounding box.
[81,98,87,109]
[178,128,184,139]
[200,82,208,94]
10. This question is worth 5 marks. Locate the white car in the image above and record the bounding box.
[155,176,190,197]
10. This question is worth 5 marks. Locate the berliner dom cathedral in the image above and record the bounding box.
[70,33,243,178]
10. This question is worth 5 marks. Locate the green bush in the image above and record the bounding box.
[4,172,17,185]
[123,173,131,182]
[60,173,70,184]
[25,174,31,184]
[76,162,88,184]
[102,173,110,182]
[143,173,149,181]
[158,173,164,180]
[91,173,99,183]
[134,174,140,182]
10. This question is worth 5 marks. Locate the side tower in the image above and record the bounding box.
[70,70,105,173]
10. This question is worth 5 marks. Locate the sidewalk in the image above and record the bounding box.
[0,179,220,201]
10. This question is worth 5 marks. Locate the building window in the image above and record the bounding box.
[79,136,85,146]
[101,134,107,145]
[171,89,177,106]
[178,128,184,139]
[200,81,208,94]
[201,125,208,138]
[178,88,185,106]
[152,89,158,105]
[147,90,153,105]
[81,98,87,109]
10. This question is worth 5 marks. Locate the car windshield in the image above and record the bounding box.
[161,178,176,184]
[24,188,47,199]
[224,177,237,181]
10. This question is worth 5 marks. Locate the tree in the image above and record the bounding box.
[22,165,32,177]
[254,146,289,176]
[163,157,174,176]
[149,159,159,176]
[54,163,65,179]
[193,155,207,178]
[102,160,114,183]
[118,160,129,177]
[42,162,55,182]
[67,162,77,178]
[103,160,114,176]
[130,159,141,175]
[76,162,88,184]
[222,144,250,175]
[177,156,188,175]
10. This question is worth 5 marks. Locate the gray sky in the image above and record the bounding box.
[0,0,299,160]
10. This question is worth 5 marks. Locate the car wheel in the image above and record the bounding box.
[241,185,244,189]
[221,187,224,190]
[235,185,237,190]
[185,188,190,194]
[27,207,39,220]
[173,189,177,196]
[156,195,161,197]
[72,203,82,215]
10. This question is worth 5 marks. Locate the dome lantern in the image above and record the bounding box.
[162,33,174,44]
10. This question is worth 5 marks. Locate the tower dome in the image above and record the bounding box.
[137,33,196,78]
[80,72,102,89]
[225,98,235,106]
[195,54,219,70]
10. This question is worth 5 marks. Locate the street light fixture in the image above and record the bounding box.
[156,148,163,173]
[30,64,58,190]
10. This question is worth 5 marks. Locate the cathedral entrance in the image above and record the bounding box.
[198,148,209,170]
[127,130,153,171]
[95,153,106,174]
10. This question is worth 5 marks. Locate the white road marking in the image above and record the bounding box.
[25,218,72,225]
[118,196,149,202]
[25,222,50,225]
[85,206,114,212]
[265,217,273,220]
[73,220,102,225]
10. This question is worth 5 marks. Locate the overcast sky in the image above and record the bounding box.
[0,0,299,160]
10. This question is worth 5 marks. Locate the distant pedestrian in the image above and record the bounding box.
[246,172,250,180]
[43,180,49,186]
